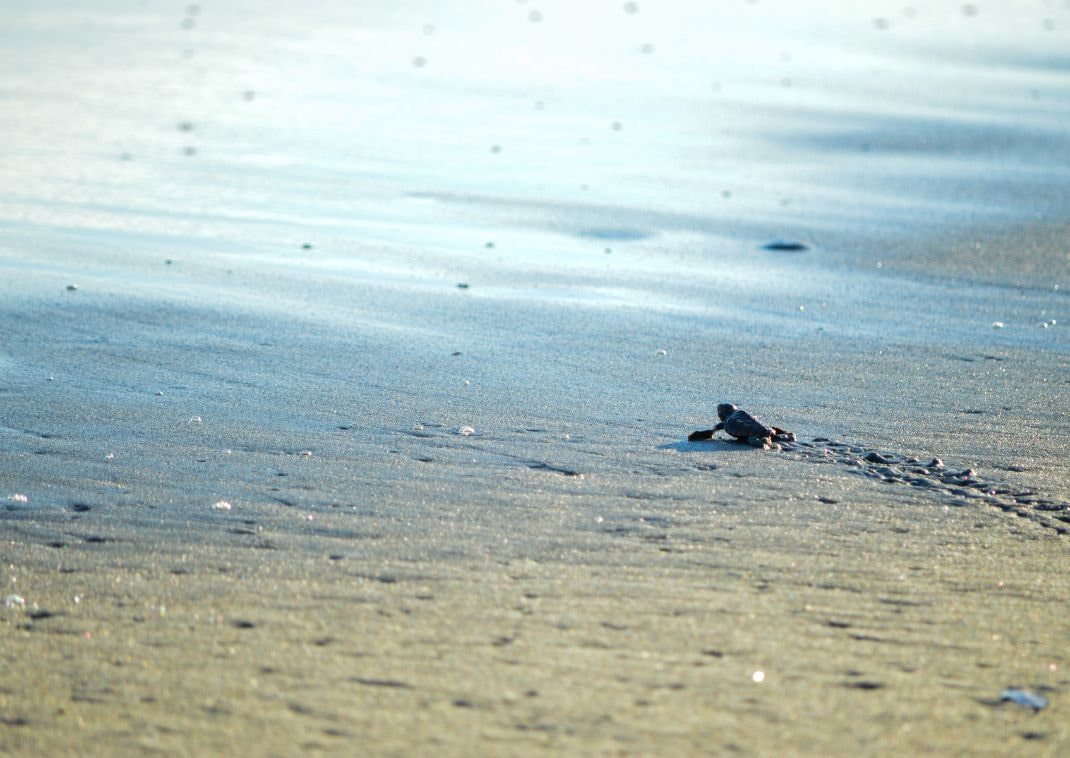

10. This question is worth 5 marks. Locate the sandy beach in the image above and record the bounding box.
[2,1,1069,754]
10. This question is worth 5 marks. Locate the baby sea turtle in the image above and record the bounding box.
[688,403,796,449]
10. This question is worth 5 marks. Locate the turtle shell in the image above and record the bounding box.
[722,409,774,440]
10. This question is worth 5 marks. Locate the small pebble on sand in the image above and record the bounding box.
[763,241,809,252]
[992,321,1004,328]
[458,426,475,436]
[212,500,232,511]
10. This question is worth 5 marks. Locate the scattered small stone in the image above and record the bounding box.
[301,243,313,250]
[654,349,667,356]
[66,284,78,291]
[928,458,944,469]
[864,452,892,464]
[457,426,475,436]
[2,594,25,609]
[1000,688,1048,710]
[762,241,809,252]
[212,500,233,511]
[456,282,470,289]
[992,321,1005,329]
[7,494,28,503]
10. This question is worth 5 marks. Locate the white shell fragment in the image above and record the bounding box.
[1000,688,1048,710]
[2,594,26,609]
[212,500,233,511]
[457,426,475,436]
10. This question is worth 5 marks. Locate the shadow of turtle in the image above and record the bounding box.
[658,439,754,453]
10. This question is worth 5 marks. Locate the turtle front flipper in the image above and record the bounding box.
[688,429,716,441]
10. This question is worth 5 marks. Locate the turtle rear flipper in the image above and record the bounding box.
[771,427,796,442]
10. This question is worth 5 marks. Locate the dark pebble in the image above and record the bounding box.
[865,452,892,464]
[928,458,944,469]
[762,241,809,252]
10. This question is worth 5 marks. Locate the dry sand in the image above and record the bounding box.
[3,1,1070,755]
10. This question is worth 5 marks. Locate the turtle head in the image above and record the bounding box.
[716,403,738,421]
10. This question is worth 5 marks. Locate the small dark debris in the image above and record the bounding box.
[68,503,92,512]
[701,649,724,658]
[28,610,59,621]
[864,452,892,464]
[456,282,470,289]
[47,542,67,549]
[826,620,852,629]
[301,243,313,249]
[845,681,884,690]
[816,496,839,504]
[231,619,256,629]
[452,698,475,708]
[451,351,462,356]
[762,241,809,252]
[352,677,411,689]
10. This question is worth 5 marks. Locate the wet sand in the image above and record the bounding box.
[2,1,1070,754]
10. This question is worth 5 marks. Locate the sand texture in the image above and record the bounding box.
[2,1,1069,755]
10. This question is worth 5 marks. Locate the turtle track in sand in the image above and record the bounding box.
[780,437,1070,536]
